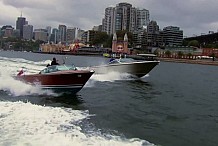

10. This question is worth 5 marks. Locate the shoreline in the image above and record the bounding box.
[158,58,218,66]
[32,51,218,66]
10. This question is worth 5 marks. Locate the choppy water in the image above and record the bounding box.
[0,50,218,146]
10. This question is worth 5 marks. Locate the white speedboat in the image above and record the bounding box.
[92,58,159,78]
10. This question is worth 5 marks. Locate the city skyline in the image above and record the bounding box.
[0,0,218,37]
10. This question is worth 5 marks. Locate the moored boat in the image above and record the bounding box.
[15,65,94,94]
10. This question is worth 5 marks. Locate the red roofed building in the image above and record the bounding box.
[202,48,218,57]
[112,33,130,54]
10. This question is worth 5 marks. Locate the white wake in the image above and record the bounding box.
[0,101,154,146]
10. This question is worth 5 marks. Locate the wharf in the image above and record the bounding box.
[158,58,218,66]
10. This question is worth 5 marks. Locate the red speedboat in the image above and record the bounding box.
[16,65,94,94]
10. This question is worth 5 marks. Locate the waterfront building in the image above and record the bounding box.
[16,15,27,38]
[112,33,129,54]
[58,25,67,43]
[102,7,115,35]
[4,27,14,38]
[159,46,203,58]
[132,30,147,49]
[115,2,132,32]
[1,25,14,38]
[81,30,98,45]
[66,27,76,44]
[77,29,85,41]
[147,21,160,47]
[202,48,218,57]
[157,30,164,47]
[23,25,33,40]
[34,29,48,42]
[50,28,59,44]
[136,8,150,30]
[163,26,183,46]
[40,43,67,52]
[46,26,52,42]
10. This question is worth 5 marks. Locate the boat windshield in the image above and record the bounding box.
[39,65,77,74]
[109,58,135,64]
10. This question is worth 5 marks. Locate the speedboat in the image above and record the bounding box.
[15,65,94,94]
[92,58,159,78]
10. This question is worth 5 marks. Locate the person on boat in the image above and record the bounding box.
[109,58,115,63]
[51,57,59,65]
[47,57,59,67]
[17,69,24,76]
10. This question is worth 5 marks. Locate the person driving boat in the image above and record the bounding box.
[47,57,59,67]
[51,57,59,65]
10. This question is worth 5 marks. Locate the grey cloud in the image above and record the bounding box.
[0,0,218,36]
[2,0,54,9]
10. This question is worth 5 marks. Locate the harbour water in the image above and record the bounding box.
[0,50,218,146]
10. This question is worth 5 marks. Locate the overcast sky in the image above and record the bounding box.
[0,0,218,37]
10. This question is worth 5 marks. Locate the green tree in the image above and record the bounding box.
[187,53,192,59]
[104,34,113,48]
[165,50,171,57]
[13,40,23,50]
[188,40,199,47]
[92,31,109,46]
[182,39,189,46]
[177,51,184,59]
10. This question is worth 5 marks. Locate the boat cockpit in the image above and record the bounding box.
[108,58,136,64]
[39,65,77,74]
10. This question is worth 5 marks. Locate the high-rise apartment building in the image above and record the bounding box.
[136,9,150,30]
[46,26,52,42]
[102,2,150,35]
[77,29,85,40]
[147,21,160,47]
[23,25,33,40]
[16,16,27,38]
[66,27,76,43]
[50,28,59,43]
[58,25,67,43]
[102,7,115,35]
[114,3,132,32]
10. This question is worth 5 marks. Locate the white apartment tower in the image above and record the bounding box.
[136,8,150,30]
[102,7,115,35]
[102,3,150,34]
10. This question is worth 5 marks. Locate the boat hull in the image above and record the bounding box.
[92,61,159,78]
[16,70,94,93]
